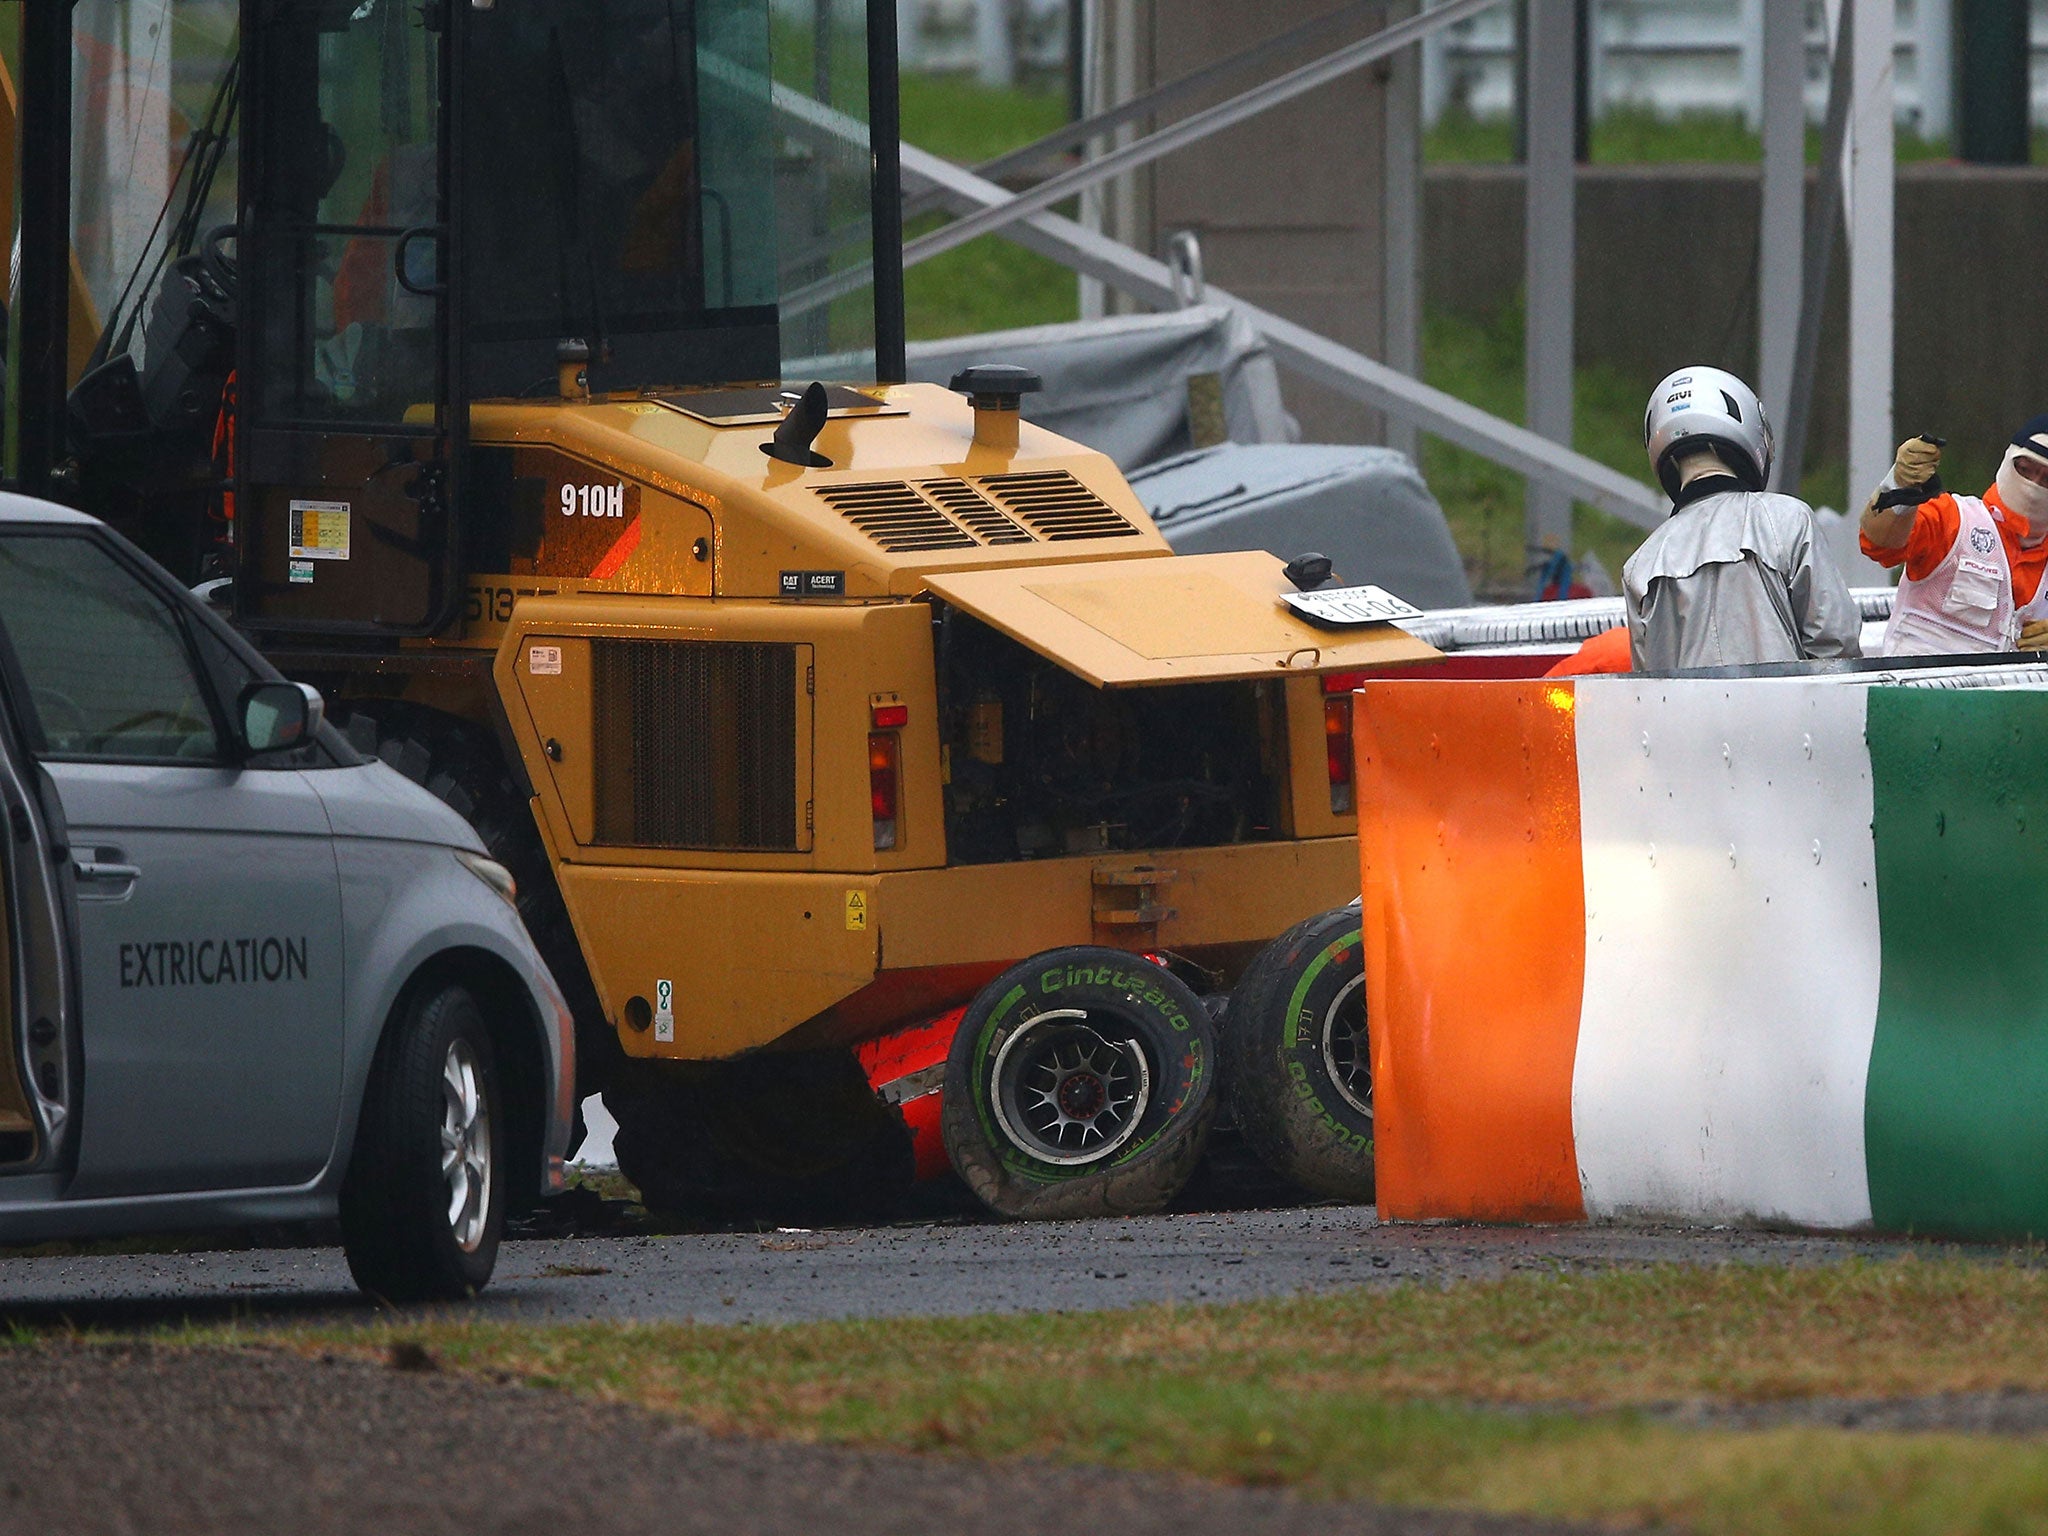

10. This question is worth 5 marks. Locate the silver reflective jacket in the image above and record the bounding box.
[1622,484,1863,671]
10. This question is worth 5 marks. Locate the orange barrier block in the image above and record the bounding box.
[1355,680,1587,1222]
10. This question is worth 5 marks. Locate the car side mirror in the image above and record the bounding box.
[240,681,325,755]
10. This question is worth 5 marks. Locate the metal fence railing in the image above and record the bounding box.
[1421,0,2048,138]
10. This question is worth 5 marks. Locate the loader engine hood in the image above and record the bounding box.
[922,550,1438,686]
[467,381,1440,685]
[469,382,1176,600]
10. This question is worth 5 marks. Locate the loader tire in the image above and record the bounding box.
[941,947,1216,1220]
[606,1051,913,1223]
[1223,904,1374,1203]
[335,705,623,1109]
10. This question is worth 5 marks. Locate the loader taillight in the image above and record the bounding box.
[1324,695,1355,815]
[869,730,901,850]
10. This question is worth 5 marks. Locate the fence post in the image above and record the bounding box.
[1957,0,2029,163]
[1385,0,1424,463]
[1758,0,1806,460]
[1524,0,1579,584]
[977,0,1016,87]
[1847,0,1896,548]
[1917,0,1954,141]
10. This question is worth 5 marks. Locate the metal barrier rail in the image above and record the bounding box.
[1403,586,1898,651]
[739,15,1672,531]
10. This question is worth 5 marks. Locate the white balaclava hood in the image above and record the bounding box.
[1999,433,2048,547]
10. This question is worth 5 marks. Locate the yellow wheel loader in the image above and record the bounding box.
[12,0,1432,1218]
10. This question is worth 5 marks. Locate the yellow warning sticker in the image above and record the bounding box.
[844,890,868,931]
[288,499,352,560]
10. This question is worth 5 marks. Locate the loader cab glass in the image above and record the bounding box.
[243,0,875,404]
[246,0,444,426]
[222,0,885,634]
[33,0,894,641]
[462,0,788,396]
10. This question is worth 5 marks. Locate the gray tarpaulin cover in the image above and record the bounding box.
[903,304,1293,471]
[1129,443,1474,609]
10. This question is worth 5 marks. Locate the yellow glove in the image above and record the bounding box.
[1893,435,1943,489]
[2020,620,2048,653]
[1864,435,1948,530]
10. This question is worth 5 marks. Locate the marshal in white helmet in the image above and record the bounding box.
[1621,366,1862,671]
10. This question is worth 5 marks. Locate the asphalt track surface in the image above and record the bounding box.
[0,1204,1987,1329]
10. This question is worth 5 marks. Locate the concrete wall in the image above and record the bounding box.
[1423,161,2048,495]
[1117,0,1395,446]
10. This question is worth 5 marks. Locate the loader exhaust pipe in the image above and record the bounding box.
[949,364,1042,456]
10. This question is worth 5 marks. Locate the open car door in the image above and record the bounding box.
[921,549,1440,688]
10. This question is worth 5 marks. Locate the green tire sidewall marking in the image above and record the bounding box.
[1274,925,1370,1152]
[970,965,1203,1183]
[969,982,1031,1155]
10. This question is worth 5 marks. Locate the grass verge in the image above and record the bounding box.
[1419,302,1654,595]
[898,74,1081,340]
[1421,300,1852,596]
[61,1254,2048,1535]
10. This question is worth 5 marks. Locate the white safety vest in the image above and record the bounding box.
[2016,548,2048,631]
[1881,496,2018,656]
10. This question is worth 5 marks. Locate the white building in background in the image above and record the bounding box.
[768,0,1068,83]
[1421,0,2047,137]
[867,0,2048,139]
[897,0,1068,79]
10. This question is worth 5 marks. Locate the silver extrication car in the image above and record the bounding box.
[0,494,572,1300]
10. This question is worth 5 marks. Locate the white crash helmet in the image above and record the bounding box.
[1643,366,1775,500]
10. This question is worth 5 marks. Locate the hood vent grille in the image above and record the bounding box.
[976,470,1137,541]
[919,478,1034,545]
[814,482,978,552]
[818,472,1138,552]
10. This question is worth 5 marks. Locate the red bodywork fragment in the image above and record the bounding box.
[854,1006,965,1182]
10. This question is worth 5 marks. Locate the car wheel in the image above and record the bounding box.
[341,981,505,1302]
[1222,904,1374,1203]
[941,946,1216,1220]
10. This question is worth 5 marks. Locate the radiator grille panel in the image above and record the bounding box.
[815,482,977,552]
[976,470,1138,540]
[593,640,799,850]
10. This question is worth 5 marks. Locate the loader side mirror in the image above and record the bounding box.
[240,681,325,756]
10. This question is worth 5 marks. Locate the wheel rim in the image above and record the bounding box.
[989,1008,1152,1167]
[440,1039,494,1252]
[1320,973,1372,1118]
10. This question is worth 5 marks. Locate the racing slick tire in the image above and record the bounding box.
[341,981,506,1302]
[1222,903,1374,1203]
[941,947,1217,1220]
[337,705,625,1114]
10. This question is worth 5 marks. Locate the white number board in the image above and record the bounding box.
[1280,584,1423,629]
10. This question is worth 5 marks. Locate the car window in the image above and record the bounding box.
[0,534,222,762]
